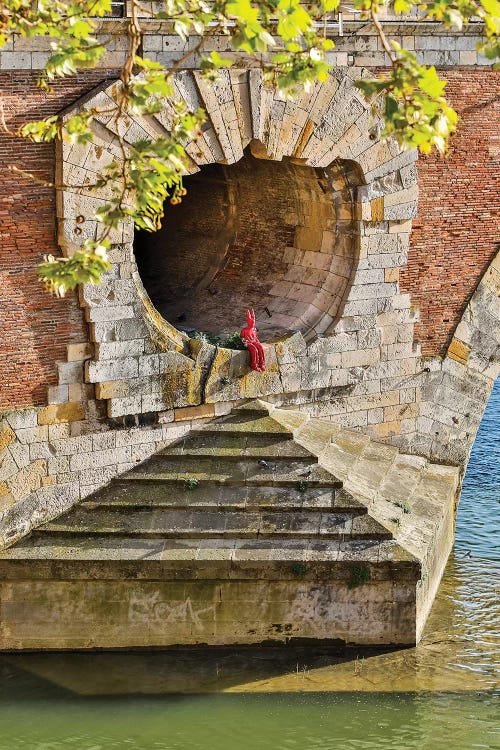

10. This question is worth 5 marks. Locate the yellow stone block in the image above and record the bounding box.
[174,404,215,422]
[67,342,93,362]
[447,338,470,365]
[370,197,384,223]
[371,420,401,438]
[0,482,15,511]
[96,381,130,400]
[42,475,57,487]
[7,460,47,502]
[38,402,85,425]
[294,226,324,251]
[385,267,400,282]
[0,423,16,453]
[292,119,314,158]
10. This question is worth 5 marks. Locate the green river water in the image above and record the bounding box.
[0,382,498,749]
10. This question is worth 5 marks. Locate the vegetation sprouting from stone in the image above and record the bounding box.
[184,478,200,490]
[296,480,308,493]
[394,499,411,514]
[191,330,246,350]
[223,332,247,351]
[348,563,371,589]
[0,0,498,296]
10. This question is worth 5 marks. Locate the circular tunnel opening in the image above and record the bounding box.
[134,148,354,343]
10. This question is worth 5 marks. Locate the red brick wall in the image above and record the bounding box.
[402,69,500,356]
[0,71,118,409]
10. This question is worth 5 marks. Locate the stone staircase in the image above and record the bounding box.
[0,406,420,650]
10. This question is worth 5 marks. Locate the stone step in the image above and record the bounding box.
[126,456,340,487]
[0,536,415,572]
[40,509,390,539]
[167,432,314,459]
[81,484,365,513]
[193,414,293,436]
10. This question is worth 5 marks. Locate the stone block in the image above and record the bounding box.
[15,426,48,445]
[92,432,117,452]
[115,427,164,448]
[38,403,85,426]
[0,423,16,453]
[47,385,69,405]
[57,361,84,385]
[91,318,149,343]
[7,459,47,501]
[85,305,136,323]
[341,348,379,368]
[67,343,93,362]
[0,449,17,483]
[95,381,130,400]
[95,340,145,360]
[28,442,54,461]
[0,483,15,512]
[354,268,385,285]
[174,404,215,422]
[370,197,384,222]
[447,338,471,365]
[158,410,175,424]
[348,282,398,301]
[69,446,132,472]
[384,267,400,282]
[107,397,143,418]
[5,410,38,430]
[86,357,139,383]
[47,424,71,441]
[138,354,160,377]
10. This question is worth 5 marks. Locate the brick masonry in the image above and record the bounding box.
[0,70,119,407]
[401,70,500,356]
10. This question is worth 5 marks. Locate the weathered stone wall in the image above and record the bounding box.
[0,572,419,649]
[0,16,494,70]
[0,24,499,549]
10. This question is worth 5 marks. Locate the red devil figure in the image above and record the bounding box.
[241,308,266,372]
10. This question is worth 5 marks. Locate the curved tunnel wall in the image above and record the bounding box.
[134,149,356,342]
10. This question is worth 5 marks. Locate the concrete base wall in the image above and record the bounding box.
[0,575,417,650]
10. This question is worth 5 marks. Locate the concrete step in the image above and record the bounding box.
[167,432,314,458]
[40,508,390,539]
[81,483,365,513]
[127,456,340,487]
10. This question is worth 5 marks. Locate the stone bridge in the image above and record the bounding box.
[0,14,498,648]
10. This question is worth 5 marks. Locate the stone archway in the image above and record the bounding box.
[57,67,418,417]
